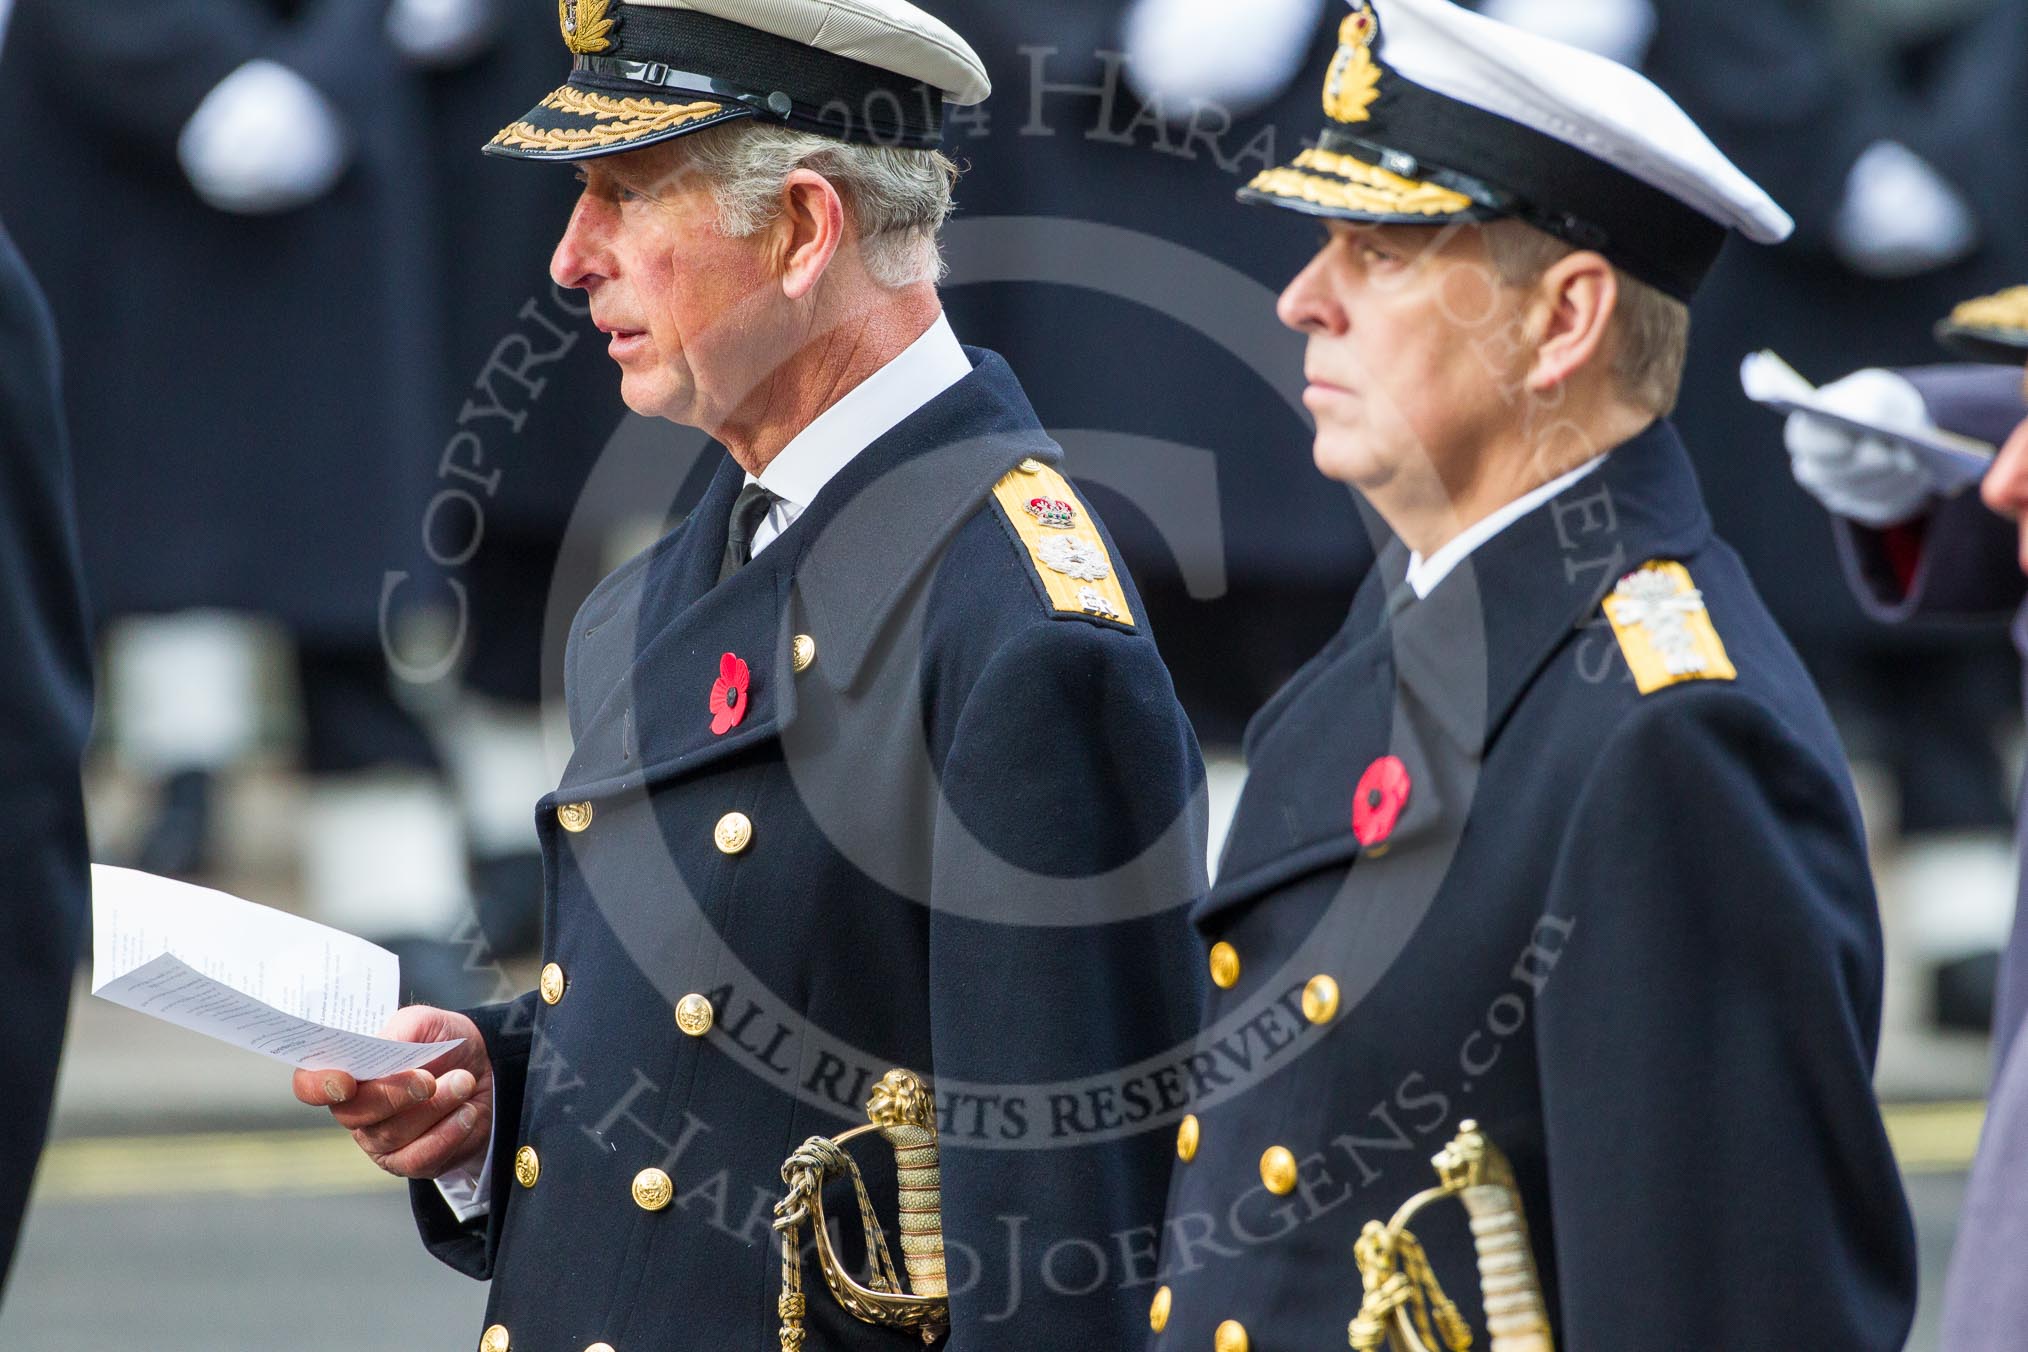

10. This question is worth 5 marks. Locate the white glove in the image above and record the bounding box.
[1476,0,1657,66]
[386,0,498,68]
[1122,0,1325,118]
[1783,368,1940,528]
[177,59,350,215]
[1833,140,1979,280]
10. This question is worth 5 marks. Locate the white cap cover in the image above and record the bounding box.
[489,0,989,160]
[1239,0,1794,299]
[628,0,989,106]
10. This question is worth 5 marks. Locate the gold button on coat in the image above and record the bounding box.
[1176,1114,1200,1163]
[1017,457,1045,474]
[675,993,715,1037]
[714,812,753,855]
[1260,1146,1298,1195]
[791,634,817,673]
[1302,974,1340,1025]
[480,1326,511,1352]
[1208,942,1240,989]
[539,963,566,1006]
[1148,1285,1172,1332]
[632,1167,674,1211]
[556,801,594,833]
[1214,1319,1249,1352]
[513,1145,540,1189]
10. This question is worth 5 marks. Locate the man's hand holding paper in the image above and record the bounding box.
[292,1006,494,1181]
[89,865,467,1079]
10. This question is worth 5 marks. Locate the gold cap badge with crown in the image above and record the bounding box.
[1323,4,1382,124]
[559,0,616,54]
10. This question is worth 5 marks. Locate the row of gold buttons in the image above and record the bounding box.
[508,642,812,1346]
[537,973,715,1033]
[1170,975,1341,1162]
[1155,974,1344,1339]
[1143,1293,1249,1352]
[507,1147,677,1216]
[518,970,712,1195]
[1205,948,1344,1025]
[548,632,810,848]
[555,799,755,858]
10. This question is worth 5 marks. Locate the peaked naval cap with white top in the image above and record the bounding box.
[487,0,990,161]
[1239,0,1794,301]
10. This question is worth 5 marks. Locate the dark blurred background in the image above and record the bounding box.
[0,1,2018,1346]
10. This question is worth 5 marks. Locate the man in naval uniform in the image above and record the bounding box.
[1778,291,2028,1351]
[291,2,1207,1348]
[1146,2,1918,1349]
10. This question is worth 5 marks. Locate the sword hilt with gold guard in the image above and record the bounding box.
[773,1069,948,1350]
[1347,1120,1554,1352]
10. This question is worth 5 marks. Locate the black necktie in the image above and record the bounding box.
[718,483,781,583]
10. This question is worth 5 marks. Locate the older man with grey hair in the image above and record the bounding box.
[291,2,1209,1349]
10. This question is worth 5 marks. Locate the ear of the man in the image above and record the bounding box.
[776,168,846,300]
[1525,251,1618,394]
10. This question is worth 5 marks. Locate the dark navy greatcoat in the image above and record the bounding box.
[1151,422,1917,1352]
[0,218,92,1294]
[410,348,1209,1350]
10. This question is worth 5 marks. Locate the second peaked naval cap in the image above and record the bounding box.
[487,0,990,160]
[1241,0,1793,301]
[1936,287,2028,365]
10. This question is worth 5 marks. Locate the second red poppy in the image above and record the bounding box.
[710,652,751,736]
[1352,755,1411,848]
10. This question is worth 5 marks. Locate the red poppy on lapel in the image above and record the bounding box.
[710,652,750,736]
[1352,755,1410,848]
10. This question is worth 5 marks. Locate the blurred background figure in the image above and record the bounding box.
[0,218,92,1303]
[399,0,624,963]
[0,0,2024,1346]
[0,0,621,997]
[1773,290,2028,1352]
[0,0,474,997]
[1641,0,2028,1035]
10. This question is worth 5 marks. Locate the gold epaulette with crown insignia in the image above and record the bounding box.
[1602,560,1737,695]
[989,459,1137,628]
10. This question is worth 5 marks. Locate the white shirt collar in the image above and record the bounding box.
[1406,454,1610,598]
[743,312,971,554]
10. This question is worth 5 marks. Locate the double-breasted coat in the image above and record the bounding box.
[1149,421,1918,1351]
[410,348,1210,1350]
[0,217,92,1291]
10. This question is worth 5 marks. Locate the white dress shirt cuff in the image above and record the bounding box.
[434,1134,496,1223]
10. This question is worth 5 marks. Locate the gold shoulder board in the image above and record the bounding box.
[990,459,1137,628]
[1602,560,1736,695]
